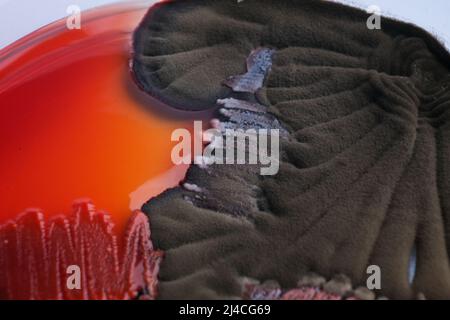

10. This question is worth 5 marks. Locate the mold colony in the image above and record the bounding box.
[135,0,450,299]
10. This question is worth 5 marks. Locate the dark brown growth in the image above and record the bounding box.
[135,0,450,299]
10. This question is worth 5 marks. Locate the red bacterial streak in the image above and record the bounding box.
[0,200,162,300]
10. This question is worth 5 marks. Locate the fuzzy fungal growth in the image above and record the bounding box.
[134,0,450,299]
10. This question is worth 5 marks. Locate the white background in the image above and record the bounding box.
[0,0,449,50]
